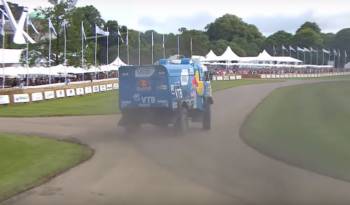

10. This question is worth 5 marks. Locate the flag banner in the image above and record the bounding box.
[333,49,337,55]
[282,45,287,50]
[345,50,348,58]
[95,25,109,36]
[81,22,86,40]
[310,47,318,53]
[0,12,4,36]
[338,49,341,56]
[322,49,330,54]
[28,18,39,34]
[303,47,310,52]
[117,29,124,43]
[162,34,165,48]
[297,47,304,52]
[289,46,296,52]
[48,18,57,36]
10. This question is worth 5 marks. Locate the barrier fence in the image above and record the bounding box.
[0,80,119,105]
[260,72,350,79]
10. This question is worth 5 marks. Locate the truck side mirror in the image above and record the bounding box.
[204,71,212,81]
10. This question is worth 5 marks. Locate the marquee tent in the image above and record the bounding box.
[205,50,220,62]
[217,46,240,62]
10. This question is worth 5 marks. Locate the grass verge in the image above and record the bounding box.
[0,134,93,202]
[241,80,350,181]
[0,79,281,117]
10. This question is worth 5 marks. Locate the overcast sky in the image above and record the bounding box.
[8,0,350,35]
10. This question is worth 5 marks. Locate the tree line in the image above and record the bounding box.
[4,1,349,67]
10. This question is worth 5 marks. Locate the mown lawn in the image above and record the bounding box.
[0,79,281,117]
[0,134,92,202]
[241,80,350,181]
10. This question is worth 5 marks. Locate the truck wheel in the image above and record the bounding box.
[202,103,211,130]
[175,107,189,134]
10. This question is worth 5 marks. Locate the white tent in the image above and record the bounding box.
[110,57,126,66]
[256,50,274,61]
[218,47,240,61]
[205,50,220,62]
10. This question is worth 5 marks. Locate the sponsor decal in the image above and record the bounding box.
[32,92,44,101]
[135,67,155,78]
[66,89,76,97]
[132,93,141,102]
[192,71,204,96]
[13,94,30,103]
[76,88,85,96]
[100,85,107,92]
[0,95,10,104]
[56,90,65,98]
[93,85,100,93]
[141,96,156,104]
[106,84,113,91]
[180,69,189,86]
[44,91,55,99]
[85,86,92,94]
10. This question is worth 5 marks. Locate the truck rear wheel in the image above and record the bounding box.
[175,107,189,134]
[202,103,211,130]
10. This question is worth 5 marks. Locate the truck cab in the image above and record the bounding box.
[118,58,213,133]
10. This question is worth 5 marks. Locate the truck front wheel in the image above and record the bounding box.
[175,107,189,134]
[202,103,211,130]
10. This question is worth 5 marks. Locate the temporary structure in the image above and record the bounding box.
[217,47,240,62]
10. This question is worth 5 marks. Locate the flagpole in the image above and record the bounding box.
[338,49,341,68]
[64,22,67,83]
[81,21,84,70]
[177,34,180,56]
[48,19,52,84]
[151,31,154,64]
[127,29,129,64]
[106,27,109,64]
[117,37,120,57]
[94,25,97,66]
[26,15,29,86]
[190,37,193,57]
[138,31,140,65]
[2,11,5,88]
[162,34,165,58]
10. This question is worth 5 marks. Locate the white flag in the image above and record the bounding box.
[28,18,39,34]
[297,47,304,52]
[333,49,337,55]
[322,49,330,54]
[282,45,287,50]
[0,12,4,36]
[162,34,165,48]
[95,25,109,36]
[303,47,310,52]
[48,18,57,36]
[81,21,86,41]
[345,50,348,58]
[289,46,295,52]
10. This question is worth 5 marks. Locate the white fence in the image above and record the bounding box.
[212,75,242,81]
[260,72,350,79]
[0,83,119,105]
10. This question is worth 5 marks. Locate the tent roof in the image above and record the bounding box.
[218,47,240,61]
[205,50,219,61]
[256,50,273,60]
[110,56,127,66]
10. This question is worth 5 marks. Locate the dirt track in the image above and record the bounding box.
[2,81,350,205]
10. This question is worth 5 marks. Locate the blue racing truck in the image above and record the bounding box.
[118,58,213,133]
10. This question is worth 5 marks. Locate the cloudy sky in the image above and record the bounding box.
[8,0,350,35]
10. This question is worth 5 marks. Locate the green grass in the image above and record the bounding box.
[0,134,92,201]
[0,91,119,117]
[241,80,350,181]
[0,79,281,117]
[211,79,282,92]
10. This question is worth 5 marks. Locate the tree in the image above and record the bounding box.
[265,31,293,47]
[296,22,321,34]
[293,28,323,48]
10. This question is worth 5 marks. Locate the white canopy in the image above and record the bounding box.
[218,47,240,61]
[205,50,220,61]
[256,50,274,61]
[110,56,126,66]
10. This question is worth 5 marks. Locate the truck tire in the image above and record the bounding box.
[202,102,211,130]
[175,107,189,134]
